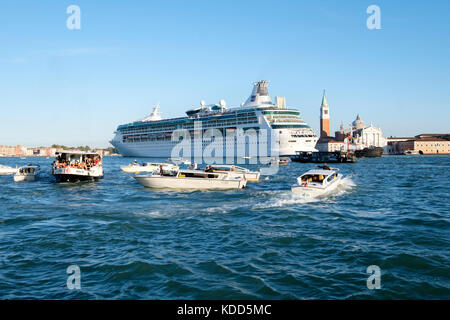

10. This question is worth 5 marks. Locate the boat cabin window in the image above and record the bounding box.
[20,167,35,174]
[327,173,337,182]
[178,171,218,179]
[300,174,327,183]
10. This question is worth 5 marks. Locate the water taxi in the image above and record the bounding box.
[14,165,40,182]
[0,164,18,175]
[120,162,178,174]
[271,157,290,166]
[204,165,260,182]
[51,151,104,182]
[134,169,246,190]
[291,167,342,197]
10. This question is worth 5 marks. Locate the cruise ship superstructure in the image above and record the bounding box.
[110,81,318,158]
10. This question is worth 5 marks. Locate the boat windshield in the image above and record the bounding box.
[178,171,219,179]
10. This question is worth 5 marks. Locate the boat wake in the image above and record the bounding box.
[252,191,320,209]
[333,175,356,195]
[252,175,356,209]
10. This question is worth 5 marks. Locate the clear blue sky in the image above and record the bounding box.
[1,0,449,148]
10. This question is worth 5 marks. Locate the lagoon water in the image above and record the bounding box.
[0,155,449,299]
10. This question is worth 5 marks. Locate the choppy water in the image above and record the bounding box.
[0,155,449,299]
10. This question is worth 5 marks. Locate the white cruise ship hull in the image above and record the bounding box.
[111,133,317,158]
[111,81,318,158]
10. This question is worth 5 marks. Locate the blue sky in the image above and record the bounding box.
[0,0,449,148]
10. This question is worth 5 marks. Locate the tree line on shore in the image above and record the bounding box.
[51,145,119,154]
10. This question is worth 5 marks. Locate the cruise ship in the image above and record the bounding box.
[110,81,318,158]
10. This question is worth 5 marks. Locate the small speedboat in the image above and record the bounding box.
[0,164,18,175]
[270,157,290,166]
[14,165,40,182]
[134,169,247,190]
[204,165,260,182]
[121,162,178,174]
[291,167,342,197]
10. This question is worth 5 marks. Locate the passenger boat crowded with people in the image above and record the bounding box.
[51,151,104,182]
[134,169,247,190]
[14,164,40,182]
[291,165,342,197]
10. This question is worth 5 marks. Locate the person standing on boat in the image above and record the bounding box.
[320,163,331,170]
[189,161,198,170]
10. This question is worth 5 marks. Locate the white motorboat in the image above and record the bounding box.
[121,162,178,174]
[270,157,290,166]
[291,167,342,197]
[51,151,104,182]
[134,169,247,190]
[14,165,40,182]
[0,164,18,175]
[204,165,260,182]
[167,157,191,165]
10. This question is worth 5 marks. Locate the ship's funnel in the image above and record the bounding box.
[141,103,162,122]
[242,80,273,108]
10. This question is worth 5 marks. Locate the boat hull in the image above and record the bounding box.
[53,174,103,183]
[0,169,18,175]
[244,172,260,182]
[355,147,383,158]
[14,175,38,182]
[135,175,246,190]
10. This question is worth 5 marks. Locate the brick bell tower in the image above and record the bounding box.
[320,90,330,138]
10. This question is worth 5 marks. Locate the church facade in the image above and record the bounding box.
[336,114,387,149]
[315,91,387,152]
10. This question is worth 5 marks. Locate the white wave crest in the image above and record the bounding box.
[252,175,356,209]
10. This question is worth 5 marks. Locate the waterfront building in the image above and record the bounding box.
[388,134,450,154]
[385,137,415,154]
[0,145,26,157]
[335,114,387,149]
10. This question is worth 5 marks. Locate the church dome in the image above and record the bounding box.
[352,114,365,129]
